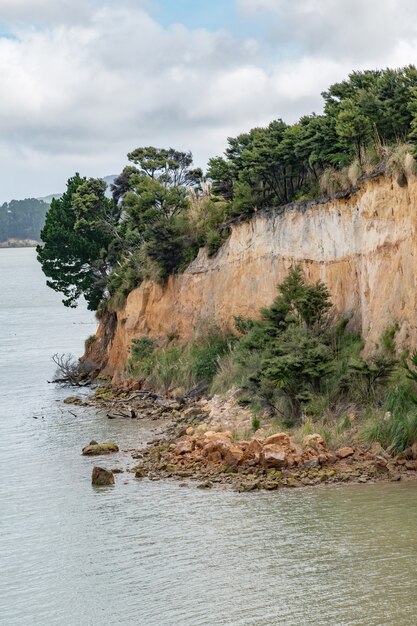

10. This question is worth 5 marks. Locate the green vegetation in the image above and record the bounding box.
[128,329,230,394]
[208,66,417,211]
[126,267,417,453]
[37,65,417,315]
[210,268,416,452]
[0,198,49,243]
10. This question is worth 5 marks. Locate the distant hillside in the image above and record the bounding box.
[0,198,49,244]
[0,175,117,244]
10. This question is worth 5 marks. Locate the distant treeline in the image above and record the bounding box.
[0,198,49,242]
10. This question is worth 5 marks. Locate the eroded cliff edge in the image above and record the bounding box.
[89,175,417,380]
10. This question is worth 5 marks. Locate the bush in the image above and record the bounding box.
[128,330,230,394]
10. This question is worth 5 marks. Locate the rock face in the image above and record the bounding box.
[91,466,115,486]
[87,175,417,380]
[82,441,119,456]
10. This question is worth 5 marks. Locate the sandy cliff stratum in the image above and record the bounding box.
[89,175,417,380]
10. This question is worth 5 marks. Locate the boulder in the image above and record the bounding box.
[264,432,291,447]
[242,438,263,463]
[175,437,194,456]
[82,441,119,456]
[336,447,354,459]
[202,436,243,467]
[92,466,115,486]
[260,444,287,469]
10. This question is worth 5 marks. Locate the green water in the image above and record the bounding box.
[1,248,417,626]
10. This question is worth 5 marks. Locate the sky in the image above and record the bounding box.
[1,0,417,202]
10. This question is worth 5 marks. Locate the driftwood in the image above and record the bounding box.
[49,353,97,386]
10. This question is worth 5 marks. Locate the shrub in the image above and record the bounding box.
[85,335,96,349]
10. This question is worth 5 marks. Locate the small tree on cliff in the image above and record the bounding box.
[236,266,334,421]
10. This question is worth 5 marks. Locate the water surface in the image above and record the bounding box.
[1,248,417,626]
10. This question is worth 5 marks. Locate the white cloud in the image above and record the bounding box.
[1,1,417,201]
[237,0,417,62]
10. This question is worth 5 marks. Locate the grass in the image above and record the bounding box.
[128,330,230,394]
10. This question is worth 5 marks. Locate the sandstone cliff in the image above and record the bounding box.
[89,175,417,380]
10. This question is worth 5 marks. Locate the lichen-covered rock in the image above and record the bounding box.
[92,466,115,486]
[82,441,119,456]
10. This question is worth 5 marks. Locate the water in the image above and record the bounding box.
[1,248,417,626]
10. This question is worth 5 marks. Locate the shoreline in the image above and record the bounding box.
[0,239,39,248]
[71,387,417,492]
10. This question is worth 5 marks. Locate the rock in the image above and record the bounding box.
[82,441,119,456]
[412,441,417,459]
[135,468,146,478]
[336,446,354,459]
[111,468,124,474]
[374,454,388,467]
[92,466,115,486]
[197,481,213,489]
[260,444,287,469]
[390,473,401,482]
[175,437,194,455]
[303,434,326,449]
[396,447,413,460]
[223,445,244,467]
[64,396,84,405]
[264,432,291,447]
[405,460,417,471]
[243,438,263,463]
[185,426,195,436]
[202,436,243,467]
[304,459,320,468]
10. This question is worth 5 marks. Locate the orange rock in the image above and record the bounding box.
[202,437,243,467]
[336,446,354,459]
[243,438,263,463]
[264,432,291,447]
[175,437,194,455]
[185,426,195,436]
[260,444,287,468]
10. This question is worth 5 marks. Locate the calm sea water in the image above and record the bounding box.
[1,248,417,626]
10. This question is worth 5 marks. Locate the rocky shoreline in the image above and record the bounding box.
[68,386,417,491]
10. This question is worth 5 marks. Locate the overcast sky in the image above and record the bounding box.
[1,0,417,202]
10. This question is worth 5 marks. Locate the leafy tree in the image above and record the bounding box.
[37,174,117,310]
[127,146,202,188]
[335,98,372,163]
[236,266,334,420]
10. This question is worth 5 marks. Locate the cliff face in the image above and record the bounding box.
[90,175,417,380]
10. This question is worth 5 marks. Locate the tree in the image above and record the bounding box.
[127,146,203,188]
[37,174,118,310]
[237,266,334,420]
[335,98,372,164]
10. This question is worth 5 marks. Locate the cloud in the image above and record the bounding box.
[237,0,417,62]
[0,4,340,200]
[1,1,417,201]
